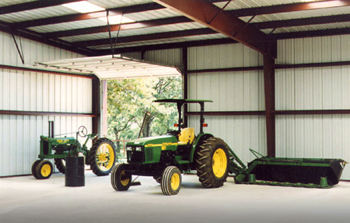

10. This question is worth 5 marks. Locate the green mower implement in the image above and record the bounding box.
[110,99,347,195]
[32,121,116,179]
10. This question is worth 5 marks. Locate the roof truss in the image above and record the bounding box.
[0,0,349,56]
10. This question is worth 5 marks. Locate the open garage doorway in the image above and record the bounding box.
[35,55,182,161]
[106,76,182,160]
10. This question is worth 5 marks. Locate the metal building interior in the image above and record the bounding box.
[1,1,350,223]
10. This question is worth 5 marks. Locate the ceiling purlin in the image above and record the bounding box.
[93,38,236,56]
[274,27,350,39]
[231,0,350,17]
[12,2,164,28]
[44,17,191,38]
[72,28,216,47]
[0,0,81,14]
[254,14,350,30]
[0,20,94,56]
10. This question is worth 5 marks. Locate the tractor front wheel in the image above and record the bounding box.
[111,164,132,191]
[161,166,182,195]
[195,137,229,188]
[31,160,41,179]
[89,138,116,176]
[33,160,53,179]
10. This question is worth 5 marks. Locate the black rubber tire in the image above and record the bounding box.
[111,164,132,191]
[31,160,41,179]
[89,138,116,176]
[161,166,182,196]
[195,137,229,188]
[36,160,53,179]
[54,158,66,174]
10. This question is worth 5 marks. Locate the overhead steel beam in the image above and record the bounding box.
[0,0,81,14]
[231,0,350,17]
[154,0,276,58]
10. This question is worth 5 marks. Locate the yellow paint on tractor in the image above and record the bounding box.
[145,142,178,150]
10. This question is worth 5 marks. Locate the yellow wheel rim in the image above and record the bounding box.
[170,172,180,191]
[212,148,227,178]
[120,170,130,186]
[41,164,52,177]
[96,143,115,171]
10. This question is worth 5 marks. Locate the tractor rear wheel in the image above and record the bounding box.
[111,164,132,191]
[89,138,116,176]
[161,166,182,195]
[195,137,229,188]
[54,158,66,174]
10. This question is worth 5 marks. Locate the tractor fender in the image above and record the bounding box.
[189,133,213,163]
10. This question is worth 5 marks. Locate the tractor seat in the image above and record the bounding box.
[178,128,195,145]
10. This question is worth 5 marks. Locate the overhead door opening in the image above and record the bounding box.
[35,55,183,161]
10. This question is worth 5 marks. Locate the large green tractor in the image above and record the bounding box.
[111,99,230,195]
[111,99,347,195]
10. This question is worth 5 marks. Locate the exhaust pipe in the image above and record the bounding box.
[48,121,54,138]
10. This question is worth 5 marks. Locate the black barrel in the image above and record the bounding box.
[65,156,85,187]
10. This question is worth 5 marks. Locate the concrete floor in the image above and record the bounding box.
[1,171,350,223]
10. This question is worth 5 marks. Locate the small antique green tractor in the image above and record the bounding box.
[32,121,116,179]
[110,99,346,196]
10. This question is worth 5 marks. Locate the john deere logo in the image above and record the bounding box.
[57,139,69,144]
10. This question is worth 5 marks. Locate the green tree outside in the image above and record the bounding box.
[107,76,182,156]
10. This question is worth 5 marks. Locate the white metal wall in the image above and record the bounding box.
[0,31,92,177]
[144,48,183,67]
[122,37,350,180]
[276,35,350,179]
[187,44,266,164]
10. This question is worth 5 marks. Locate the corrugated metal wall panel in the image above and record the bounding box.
[188,44,264,111]
[0,70,92,113]
[276,114,350,179]
[0,31,92,177]
[276,36,350,179]
[0,115,92,176]
[189,115,266,164]
[144,48,182,67]
[187,44,267,166]
[188,71,265,111]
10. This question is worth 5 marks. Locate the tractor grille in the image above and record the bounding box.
[127,151,144,162]
[145,149,153,161]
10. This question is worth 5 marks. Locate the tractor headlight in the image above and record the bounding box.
[135,147,142,152]
[126,147,132,151]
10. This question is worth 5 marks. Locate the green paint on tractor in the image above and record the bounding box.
[110,99,347,196]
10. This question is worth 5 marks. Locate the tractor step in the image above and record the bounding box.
[131,181,141,186]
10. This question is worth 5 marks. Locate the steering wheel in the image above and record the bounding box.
[78,126,88,137]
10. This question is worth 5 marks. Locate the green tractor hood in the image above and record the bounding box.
[126,135,178,164]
